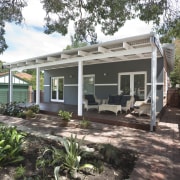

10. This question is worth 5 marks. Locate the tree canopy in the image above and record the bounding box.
[0,0,27,54]
[42,0,180,43]
[0,0,179,54]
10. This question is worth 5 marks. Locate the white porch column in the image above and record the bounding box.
[78,60,83,116]
[9,70,13,103]
[150,37,157,131]
[36,67,40,105]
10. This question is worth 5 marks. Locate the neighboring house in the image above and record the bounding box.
[3,33,175,130]
[0,72,32,103]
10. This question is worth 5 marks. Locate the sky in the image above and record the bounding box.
[0,0,153,63]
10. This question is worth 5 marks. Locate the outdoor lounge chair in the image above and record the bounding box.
[133,98,151,116]
[83,94,101,111]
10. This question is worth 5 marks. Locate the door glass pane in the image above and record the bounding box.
[121,75,130,95]
[58,78,64,100]
[52,78,57,99]
[134,74,145,100]
[83,76,94,95]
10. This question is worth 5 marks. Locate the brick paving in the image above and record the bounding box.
[0,107,180,180]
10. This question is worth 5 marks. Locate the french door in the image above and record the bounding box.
[51,77,64,102]
[119,72,146,100]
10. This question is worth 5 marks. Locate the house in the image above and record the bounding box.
[3,33,175,131]
[0,72,32,103]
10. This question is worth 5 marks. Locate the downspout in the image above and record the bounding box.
[150,35,157,131]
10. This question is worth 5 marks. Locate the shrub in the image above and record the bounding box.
[23,109,36,119]
[0,125,26,166]
[80,118,91,129]
[28,104,39,114]
[0,102,23,117]
[58,110,72,121]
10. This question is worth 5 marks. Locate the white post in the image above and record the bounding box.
[78,61,83,116]
[150,37,157,131]
[9,70,13,103]
[36,67,40,105]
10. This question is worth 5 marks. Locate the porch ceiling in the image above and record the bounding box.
[3,33,174,71]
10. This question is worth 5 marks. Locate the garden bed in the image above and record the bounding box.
[0,133,138,180]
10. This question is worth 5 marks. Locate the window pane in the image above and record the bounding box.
[58,78,64,100]
[52,78,57,99]
[121,75,130,95]
[134,74,145,100]
[83,76,94,95]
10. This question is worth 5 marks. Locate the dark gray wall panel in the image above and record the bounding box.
[95,86,118,99]
[64,86,78,105]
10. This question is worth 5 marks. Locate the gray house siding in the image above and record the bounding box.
[44,58,164,112]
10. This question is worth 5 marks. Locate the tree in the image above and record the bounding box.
[23,69,44,90]
[170,39,180,87]
[41,0,180,43]
[64,36,88,50]
[0,60,8,73]
[0,1,179,54]
[0,0,27,54]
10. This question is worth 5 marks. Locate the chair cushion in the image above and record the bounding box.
[108,95,115,104]
[120,95,131,107]
[85,94,96,104]
[114,95,123,105]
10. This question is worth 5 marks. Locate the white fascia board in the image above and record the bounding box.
[78,50,89,56]
[47,56,59,61]
[98,46,111,53]
[10,46,152,71]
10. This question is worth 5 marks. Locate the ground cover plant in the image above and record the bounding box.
[0,124,138,180]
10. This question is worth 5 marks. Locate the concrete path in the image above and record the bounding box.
[0,107,179,180]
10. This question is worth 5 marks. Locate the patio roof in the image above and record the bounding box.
[3,33,174,71]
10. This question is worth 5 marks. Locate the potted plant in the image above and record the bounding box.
[58,110,72,126]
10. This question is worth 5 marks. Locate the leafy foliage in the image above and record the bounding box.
[37,134,95,179]
[0,125,26,166]
[80,118,91,129]
[0,102,24,117]
[64,36,88,50]
[58,110,72,121]
[0,0,27,53]
[170,39,180,87]
[41,0,180,43]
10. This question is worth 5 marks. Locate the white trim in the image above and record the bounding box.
[51,100,64,103]
[51,76,64,101]
[64,84,78,87]
[44,84,50,87]
[36,67,40,105]
[78,61,83,116]
[95,83,118,86]
[146,82,164,85]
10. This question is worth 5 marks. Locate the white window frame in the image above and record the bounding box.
[51,76,64,102]
[83,74,95,95]
[118,71,147,99]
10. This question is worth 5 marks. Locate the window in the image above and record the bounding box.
[119,72,146,100]
[83,75,95,95]
[51,77,64,102]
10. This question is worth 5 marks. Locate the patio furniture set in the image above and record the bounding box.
[84,94,151,116]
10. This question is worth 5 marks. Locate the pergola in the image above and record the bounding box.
[3,32,175,131]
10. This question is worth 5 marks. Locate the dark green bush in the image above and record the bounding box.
[0,102,23,117]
